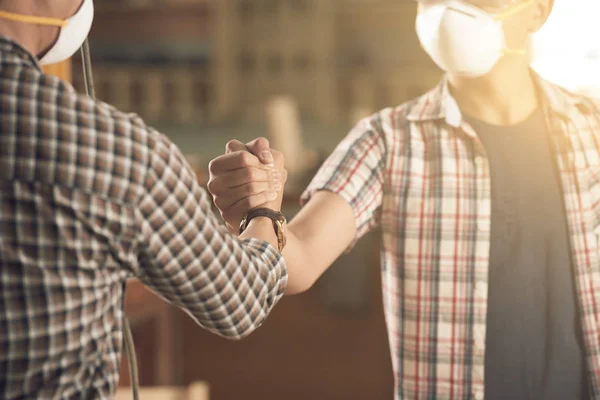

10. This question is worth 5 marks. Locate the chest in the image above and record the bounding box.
[378,119,600,329]
[381,119,600,242]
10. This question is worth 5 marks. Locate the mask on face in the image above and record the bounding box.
[0,0,94,65]
[415,0,535,77]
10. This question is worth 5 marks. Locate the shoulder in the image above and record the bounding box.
[347,89,436,147]
[0,66,158,203]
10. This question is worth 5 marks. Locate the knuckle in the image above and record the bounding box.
[208,159,217,174]
[247,137,270,156]
[206,179,217,193]
[213,197,226,210]
[239,151,254,166]
[225,139,241,152]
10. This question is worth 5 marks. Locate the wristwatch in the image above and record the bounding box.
[239,208,287,252]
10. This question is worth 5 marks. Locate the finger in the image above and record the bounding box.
[245,137,274,166]
[208,167,274,195]
[225,140,247,154]
[208,151,266,175]
[214,181,273,210]
[270,149,285,169]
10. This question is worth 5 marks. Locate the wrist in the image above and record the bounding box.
[241,217,278,249]
[239,208,287,252]
[247,216,275,229]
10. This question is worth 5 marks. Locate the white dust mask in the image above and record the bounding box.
[415,0,535,77]
[0,0,94,65]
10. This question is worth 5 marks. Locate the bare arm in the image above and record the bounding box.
[209,115,387,295]
[282,191,356,294]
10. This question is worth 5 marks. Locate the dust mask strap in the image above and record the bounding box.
[0,10,66,28]
[495,0,537,20]
[495,0,537,55]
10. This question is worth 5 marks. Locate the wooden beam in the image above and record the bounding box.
[42,60,72,82]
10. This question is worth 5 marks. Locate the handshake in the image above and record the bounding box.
[207,137,287,233]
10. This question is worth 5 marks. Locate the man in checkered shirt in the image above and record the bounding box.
[0,1,290,398]
[210,0,600,399]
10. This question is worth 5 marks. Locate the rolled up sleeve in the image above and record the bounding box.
[135,131,287,339]
[301,113,387,250]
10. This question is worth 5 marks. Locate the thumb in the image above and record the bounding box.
[225,139,246,154]
[246,137,274,166]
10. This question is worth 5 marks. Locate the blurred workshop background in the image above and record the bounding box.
[43,0,600,399]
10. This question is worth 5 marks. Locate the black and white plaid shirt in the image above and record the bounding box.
[0,37,287,399]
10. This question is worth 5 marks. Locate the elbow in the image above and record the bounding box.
[220,327,256,341]
[200,293,278,341]
[284,275,317,295]
[192,249,287,340]
[207,317,267,341]
[284,286,303,296]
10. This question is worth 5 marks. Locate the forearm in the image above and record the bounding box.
[281,192,358,295]
[240,217,317,294]
[239,217,278,249]
[280,228,329,294]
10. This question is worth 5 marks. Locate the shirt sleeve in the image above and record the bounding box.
[134,128,288,340]
[300,112,388,250]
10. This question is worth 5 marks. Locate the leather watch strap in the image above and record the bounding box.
[243,208,283,225]
[239,208,287,252]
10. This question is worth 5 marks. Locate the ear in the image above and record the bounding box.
[530,0,553,33]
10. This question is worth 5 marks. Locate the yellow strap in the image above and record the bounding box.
[0,10,66,28]
[495,0,537,20]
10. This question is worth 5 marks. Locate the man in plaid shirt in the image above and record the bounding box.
[209,0,600,399]
[0,1,290,398]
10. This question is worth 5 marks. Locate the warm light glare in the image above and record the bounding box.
[531,0,600,97]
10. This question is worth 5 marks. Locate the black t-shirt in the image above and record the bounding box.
[464,108,589,400]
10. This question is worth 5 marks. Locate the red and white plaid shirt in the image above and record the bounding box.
[302,75,600,400]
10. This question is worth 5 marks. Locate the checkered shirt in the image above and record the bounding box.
[302,75,600,400]
[0,37,287,399]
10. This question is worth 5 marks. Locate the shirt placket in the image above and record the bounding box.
[556,117,600,399]
[533,82,600,398]
[458,122,491,400]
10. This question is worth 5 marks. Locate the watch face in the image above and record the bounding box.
[275,218,286,232]
[275,221,286,251]
[276,213,287,224]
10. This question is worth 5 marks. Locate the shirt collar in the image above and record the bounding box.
[406,71,593,128]
[0,35,42,71]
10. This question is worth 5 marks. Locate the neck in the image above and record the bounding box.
[448,57,539,126]
[0,5,59,58]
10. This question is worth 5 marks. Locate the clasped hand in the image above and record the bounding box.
[208,137,287,232]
